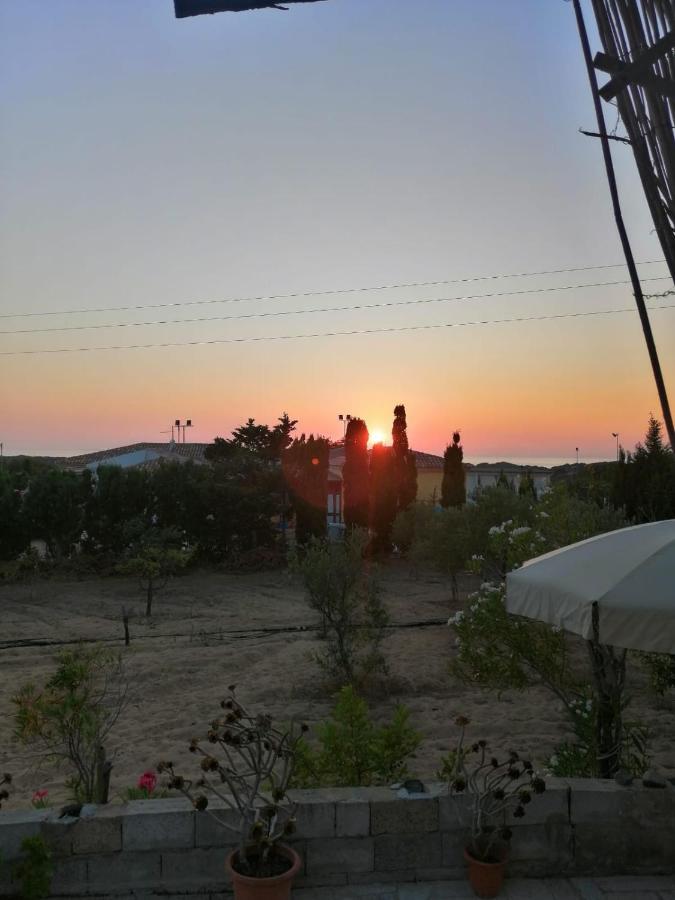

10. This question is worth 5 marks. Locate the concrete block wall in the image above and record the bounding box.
[0,780,673,897]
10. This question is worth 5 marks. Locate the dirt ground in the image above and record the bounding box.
[1,562,673,808]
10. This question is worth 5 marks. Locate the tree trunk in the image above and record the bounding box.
[122,608,130,646]
[146,579,153,617]
[93,745,112,804]
[587,602,626,778]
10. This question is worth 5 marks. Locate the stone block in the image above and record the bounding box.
[509,823,573,867]
[438,793,472,833]
[122,802,194,851]
[161,847,233,888]
[415,866,466,882]
[568,779,633,824]
[40,817,74,856]
[294,871,348,888]
[374,832,441,871]
[72,814,122,855]
[51,856,88,895]
[87,851,162,891]
[195,806,240,848]
[290,795,335,840]
[336,800,370,837]
[306,836,374,875]
[371,798,438,835]
[0,809,48,860]
[347,869,415,884]
[398,882,474,900]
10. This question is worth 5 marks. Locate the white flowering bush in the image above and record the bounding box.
[450,583,573,697]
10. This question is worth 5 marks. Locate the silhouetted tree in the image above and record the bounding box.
[391,405,417,513]
[441,432,466,508]
[283,435,329,544]
[205,413,297,463]
[343,418,370,530]
[369,443,397,553]
[518,470,537,500]
[613,415,675,522]
[496,470,512,491]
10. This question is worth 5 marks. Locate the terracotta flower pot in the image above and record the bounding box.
[464,846,507,899]
[225,844,301,900]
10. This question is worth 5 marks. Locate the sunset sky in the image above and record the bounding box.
[1,0,673,463]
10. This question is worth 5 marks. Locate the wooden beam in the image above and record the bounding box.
[174,0,325,16]
[594,29,675,101]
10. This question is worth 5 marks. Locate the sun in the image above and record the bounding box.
[369,428,386,447]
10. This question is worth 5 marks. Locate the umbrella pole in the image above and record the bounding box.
[587,602,627,778]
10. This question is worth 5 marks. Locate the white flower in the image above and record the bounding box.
[551,624,562,633]
[205,513,215,522]
[539,511,550,518]
[511,526,531,537]
[550,755,559,767]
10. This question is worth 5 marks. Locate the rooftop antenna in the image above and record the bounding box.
[174,419,193,443]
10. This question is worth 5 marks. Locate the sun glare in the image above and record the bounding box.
[369,428,386,446]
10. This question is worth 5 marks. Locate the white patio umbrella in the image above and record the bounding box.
[505,520,675,655]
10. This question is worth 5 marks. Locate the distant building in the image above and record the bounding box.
[61,442,209,473]
[465,464,551,500]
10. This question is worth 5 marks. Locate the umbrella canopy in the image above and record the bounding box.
[505,520,675,654]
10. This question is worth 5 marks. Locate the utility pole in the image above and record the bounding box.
[571,0,675,451]
[612,432,620,462]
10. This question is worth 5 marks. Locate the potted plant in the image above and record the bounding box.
[159,687,305,900]
[445,716,546,899]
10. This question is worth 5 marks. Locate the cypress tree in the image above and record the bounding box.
[343,418,370,529]
[369,442,397,553]
[441,431,466,508]
[391,404,418,512]
[518,470,537,499]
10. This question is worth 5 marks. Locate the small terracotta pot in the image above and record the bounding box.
[225,844,301,900]
[464,846,507,898]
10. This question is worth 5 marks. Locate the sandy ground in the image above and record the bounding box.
[1,562,673,808]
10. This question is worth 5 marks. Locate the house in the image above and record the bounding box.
[61,442,209,473]
[465,463,551,500]
[326,446,446,523]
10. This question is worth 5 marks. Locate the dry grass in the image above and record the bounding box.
[1,561,673,808]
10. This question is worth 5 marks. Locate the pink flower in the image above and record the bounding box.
[137,771,157,794]
[31,789,49,808]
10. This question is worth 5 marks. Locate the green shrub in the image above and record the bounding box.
[638,652,675,698]
[12,836,52,900]
[291,530,389,687]
[13,646,128,804]
[291,686,420,787]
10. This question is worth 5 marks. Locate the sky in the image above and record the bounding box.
[1,0,673,463]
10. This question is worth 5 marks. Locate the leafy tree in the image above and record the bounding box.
[205,413,297,463]
[369,443,397,553]
[425,507,472,603]
[283,435,329,544]
[82,465,150,556]
[613,415,675,522]
[291,686,420,787]
[391,405,417,513]
[22,469,86,559]
[0,466,28,560]
[441,432,466,508]
[292,530,389,687]
[13,647,128,804]
[116,524,192,616]
[343,418,370,530]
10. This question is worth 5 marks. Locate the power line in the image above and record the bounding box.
[1,276,671,336]
[0,259,667,320]
[2,303,673,357]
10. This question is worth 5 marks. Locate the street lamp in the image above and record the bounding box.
[338,414,352,439]
[611,432,620,461]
